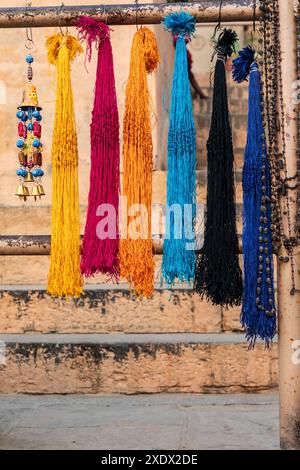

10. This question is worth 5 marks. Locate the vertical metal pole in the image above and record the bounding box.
[278,0,300,450]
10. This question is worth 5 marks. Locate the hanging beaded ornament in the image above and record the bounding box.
[15,53,45,201]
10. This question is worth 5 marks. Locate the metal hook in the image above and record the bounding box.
[135,0,140,31]
[25,2,34,50]
[57,2,68,35]
[250,0,256,45]
[212,0,223,39]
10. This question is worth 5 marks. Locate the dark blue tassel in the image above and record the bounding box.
[162,12,196,284]
[232,46,276,347]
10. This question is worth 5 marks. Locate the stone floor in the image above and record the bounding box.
[0,394,279,450]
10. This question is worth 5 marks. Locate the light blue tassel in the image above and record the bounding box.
[162,12,196,285]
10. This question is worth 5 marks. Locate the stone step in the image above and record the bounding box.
[0,333,278,395]
[0,286,241,334]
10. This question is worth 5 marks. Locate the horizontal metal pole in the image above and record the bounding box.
[0,2,260,28]
[0,235,243,256]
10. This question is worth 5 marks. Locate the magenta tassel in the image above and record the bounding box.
[77,17,120,279]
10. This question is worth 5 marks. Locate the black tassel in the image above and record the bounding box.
[194,28,243,307]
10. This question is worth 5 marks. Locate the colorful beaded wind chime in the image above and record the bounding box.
[15,53,45,201]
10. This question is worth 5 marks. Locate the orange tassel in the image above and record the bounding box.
[120,27,160,297]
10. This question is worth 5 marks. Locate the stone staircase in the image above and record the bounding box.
[0,286,278,394]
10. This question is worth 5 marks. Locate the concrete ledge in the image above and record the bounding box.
[0,288,224,334]
[0,333,278,395]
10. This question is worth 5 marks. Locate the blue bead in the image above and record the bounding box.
[26,54,34,64]
[16,169,27,177]
[27,123,34,131]
[32,110,40,118]
[35,114,42,122]
[16,139,24,148]
[38,169,44,177]
[21,113,28,122]
[16,110,24,119]
[33,139,40,148]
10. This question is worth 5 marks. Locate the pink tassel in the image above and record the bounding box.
[77,17,120,279]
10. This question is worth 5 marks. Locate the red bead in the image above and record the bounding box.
[33,121,41,138]
[18,122,24,137]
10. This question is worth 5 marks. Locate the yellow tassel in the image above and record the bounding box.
[46,33,83,297]
[120,27,160,297]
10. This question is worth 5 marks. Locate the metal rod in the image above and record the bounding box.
[0,235,243,256]
[0,1,260,28]
[278,0,300,451]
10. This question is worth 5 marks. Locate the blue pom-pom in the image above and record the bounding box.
[16,139,24,148]
[163,11,196,38]
[33,139,40,148]
[27,122,34,131]
[26,54,34,64]
[232,45,256,83]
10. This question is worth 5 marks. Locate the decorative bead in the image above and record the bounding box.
[18,122,24,137]
[33,139,41,148]
[32,110,41,120]
[257,277,262,284]
[21,113,28,122]
[16,110,24,119]
[258,264,263,272]
[32,168,44,178]
[16,139,24,148]
[26,54,34,64]
[27,160,34,169]
[266,277,271,284]
[16,168,27,177]
[27,122,34,131]
[33,121,41,138]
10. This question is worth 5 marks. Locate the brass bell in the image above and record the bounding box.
[31,185,41,201]
[37,184,45,196]
[23,186,30,197]
[24,171,34,183]
[15,184,25,196]
[15,184,28,201]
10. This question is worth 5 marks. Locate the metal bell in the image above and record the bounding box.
[15,184,26,196]
[15,184,29,201]
[31,185,41,201]
[37,184,45,196]
[24,171,34,183]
